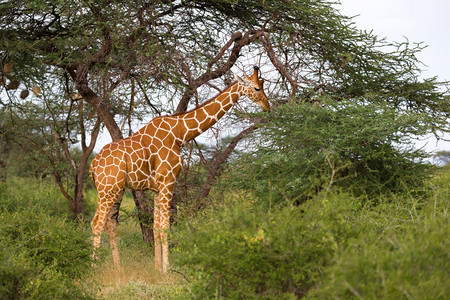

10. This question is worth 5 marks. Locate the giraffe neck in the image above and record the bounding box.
[178,82,244,143]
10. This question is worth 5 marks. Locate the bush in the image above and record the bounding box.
[308,217,449,299]
[173,193,362,299]
[308,171,449,299]
[228,99,434,206]
[0,178,93,298]
[0,177,73,217]
[173,169,449,299]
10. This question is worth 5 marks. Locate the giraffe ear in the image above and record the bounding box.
[234,74,250,86]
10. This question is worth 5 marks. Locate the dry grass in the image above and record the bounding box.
[85,191,187,299]
[88,257,186,299]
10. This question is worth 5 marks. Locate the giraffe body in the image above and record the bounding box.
[90,67,269,272]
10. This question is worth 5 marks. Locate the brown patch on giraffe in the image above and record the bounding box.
[195,111,207,123]
[184,118,199,129]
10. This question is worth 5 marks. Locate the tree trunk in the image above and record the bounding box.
[72,149,92,219]
[132,190,154,243]
[72,172,84,218]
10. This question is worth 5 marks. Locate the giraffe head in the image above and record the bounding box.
[234,66,270,111]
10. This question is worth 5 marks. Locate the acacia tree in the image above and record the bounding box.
[1,0,448,234]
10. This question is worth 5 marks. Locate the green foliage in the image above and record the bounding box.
[102,280,184,300]
[0,177,73,217]
[308,169,450,299]
[173,169,449,299]
[0,178,94,298]
[1,1,448,297]
[3,0,448,120]
[229,98,434,206]
[173,192,357,299]
[0,74,96,178]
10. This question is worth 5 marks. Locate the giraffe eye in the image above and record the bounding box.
[254,87,261,92]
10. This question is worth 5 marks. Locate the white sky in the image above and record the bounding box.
[339,0,450,82]
[339,0,450,153]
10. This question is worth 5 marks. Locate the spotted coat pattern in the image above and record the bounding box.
[89,67,269,272]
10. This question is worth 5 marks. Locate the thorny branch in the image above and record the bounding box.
[197,125,257,207]
[262,32,299,98]
[176,29,268,113]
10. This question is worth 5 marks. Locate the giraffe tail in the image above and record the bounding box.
[89,156,98,186]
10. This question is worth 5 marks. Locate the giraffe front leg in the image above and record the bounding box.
[154,209,170,273]
[161,225,169,274]
[160,182,175,273]
[153,182,175,273]
[153,192,162,271]
[105,217,120,269]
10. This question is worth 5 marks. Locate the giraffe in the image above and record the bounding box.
[89,66,269,273]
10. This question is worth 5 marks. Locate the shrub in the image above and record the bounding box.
[0,178,94,298]
[173,193,362,299]
[0,177,73,217]
[173,170,448,299]
[307,174,449,299]
[308,218,449,299]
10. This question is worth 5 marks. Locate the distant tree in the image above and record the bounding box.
[433,151,450,166]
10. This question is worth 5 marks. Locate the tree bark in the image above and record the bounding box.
[73,173,85,217]
[67,67,123,141]
[132,191,155,243]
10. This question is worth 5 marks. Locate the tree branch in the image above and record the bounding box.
[197,125,257,206]
[262,32,298,98]
[53,173,75,210]
[67,67,123,141]
[87,118,102,154]
[176,30,266,113]
[51,123,77,171]
[207,31,243,70]
[85,0,113,68]
[134,77,161,115]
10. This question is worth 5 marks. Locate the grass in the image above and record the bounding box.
[87,254,186,299]
[84,190,187,299]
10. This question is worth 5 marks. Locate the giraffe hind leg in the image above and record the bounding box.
[105,195,123,269]
[91,204,105,261]
[105,217,120,269]
[91,192,123,265]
